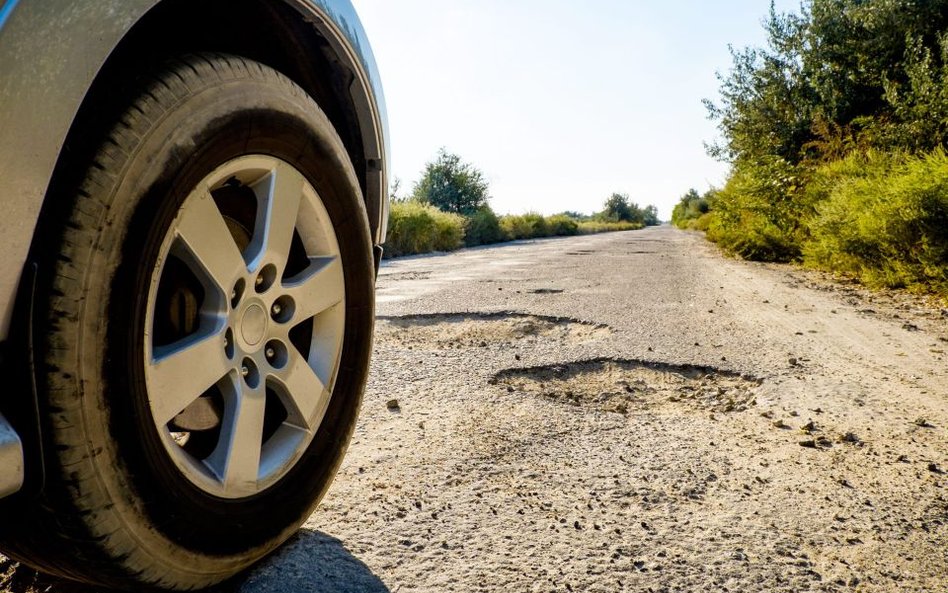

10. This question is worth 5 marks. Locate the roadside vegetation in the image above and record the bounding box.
[681,0,948,296]
[385,149,659,258]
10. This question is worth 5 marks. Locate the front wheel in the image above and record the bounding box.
[0,54,375,590]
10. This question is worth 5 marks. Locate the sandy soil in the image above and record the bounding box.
[3,226,947,592]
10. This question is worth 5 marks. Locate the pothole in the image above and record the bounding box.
[381,270,432,281]
[493,358,762,415]
[376,312,612,349]
[528,288,564,295]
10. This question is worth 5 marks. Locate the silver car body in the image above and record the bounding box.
[0,0,388,499]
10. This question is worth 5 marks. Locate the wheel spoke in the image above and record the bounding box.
[284,256,345,322]
[249,162,305,272]
[173,188,246,294]
[271,350,330,431]
[207,376,267,491]
[147,328,231,426]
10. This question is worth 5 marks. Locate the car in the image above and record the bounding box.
[0,0,388,589]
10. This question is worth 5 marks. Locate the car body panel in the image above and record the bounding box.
[0,0,388,344]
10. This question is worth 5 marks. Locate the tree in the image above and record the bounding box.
[703,6,813,165]
[602,193,633,222]
[706,0,948,166]
[671,188,711,227]
[643,205,660,226]
[600,192,653,225]
[412,149,490,215]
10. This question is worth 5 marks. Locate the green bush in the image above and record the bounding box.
[499,215,535,240]
[577,220,643,234]
[546,214,579,236]
[703,158,811,262]
[386,207,640,259]
[672,189,712,228]
[803,149,948,291]
[465,205,505,246]
[522,212,549,237]
[385,201,465,258]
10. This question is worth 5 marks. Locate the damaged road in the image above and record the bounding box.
[4,226,948,592]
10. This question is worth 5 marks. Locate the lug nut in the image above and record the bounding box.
[241,365,249,377]
[272,303,282,316]
[266,347,276,359]
[255,275,264,287]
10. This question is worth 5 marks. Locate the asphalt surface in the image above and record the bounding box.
[4,226,948,592]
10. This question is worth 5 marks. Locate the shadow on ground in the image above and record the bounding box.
[230,530,389,593]
[0,530,388,593]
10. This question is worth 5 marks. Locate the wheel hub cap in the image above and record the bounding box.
[240,303,268,347]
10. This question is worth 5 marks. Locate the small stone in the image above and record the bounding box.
[915,417,934,428]
[928,463,943,474]
[801,420,817,434]
[789,358,799,366]
[772,420,789,429]
[386,399,400,411]
[799,440,818,449]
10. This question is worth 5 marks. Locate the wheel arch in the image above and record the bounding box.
[56,0,389,245]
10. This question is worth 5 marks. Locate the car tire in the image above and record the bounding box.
[0,53,374,590]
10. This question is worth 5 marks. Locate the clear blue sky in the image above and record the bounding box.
[353,0,801,219]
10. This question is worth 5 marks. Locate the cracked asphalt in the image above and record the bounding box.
[4,225,948,592]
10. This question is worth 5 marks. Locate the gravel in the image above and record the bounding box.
[3,226,947,592]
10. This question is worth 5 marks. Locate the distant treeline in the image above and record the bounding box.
[681,0,948,296]
[385,150,660,258]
